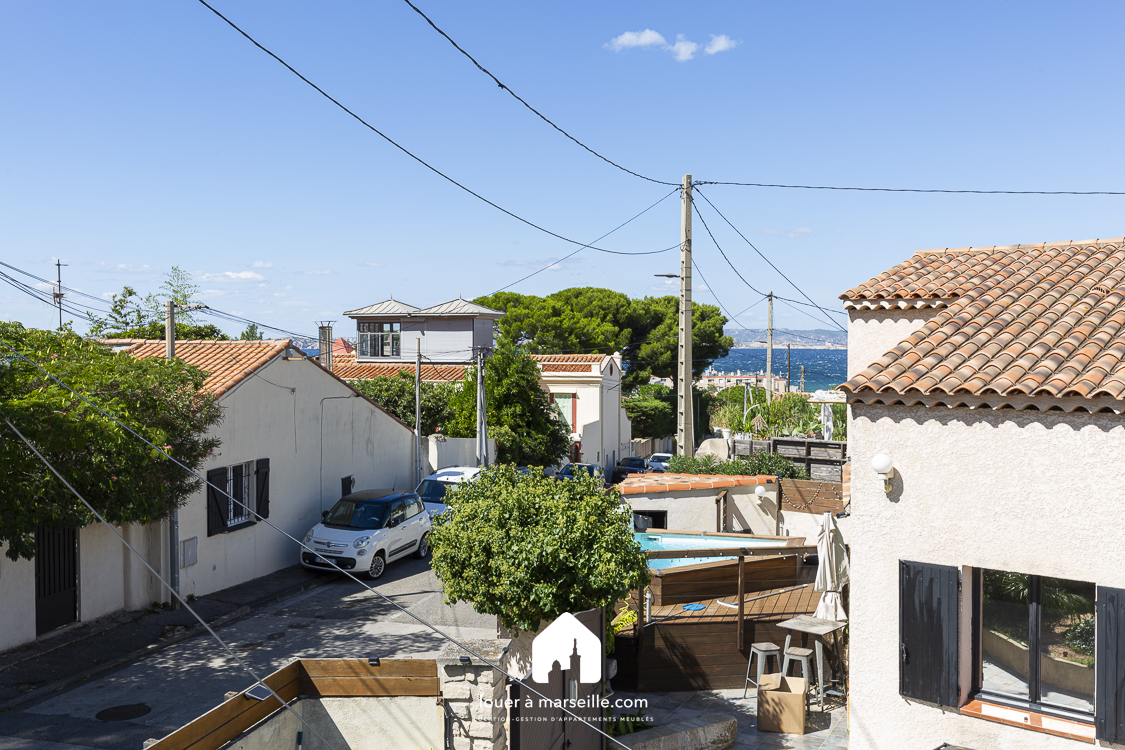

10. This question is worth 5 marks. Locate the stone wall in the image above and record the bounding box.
[438,639,510,750]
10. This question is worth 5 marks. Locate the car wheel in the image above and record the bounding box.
[414,532,431,559]
[366,551,386,580]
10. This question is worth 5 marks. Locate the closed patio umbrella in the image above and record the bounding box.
[813,510,849,621]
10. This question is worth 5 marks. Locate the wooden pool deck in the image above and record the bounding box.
[646,565,821,626]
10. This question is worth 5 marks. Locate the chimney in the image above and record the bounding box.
[317,321,334,372]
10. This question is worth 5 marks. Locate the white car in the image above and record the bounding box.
[300,490,431,580]
[648,453,672,473]
[415,466,481,516]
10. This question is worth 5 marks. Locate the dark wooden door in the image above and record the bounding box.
[35,525,78,635]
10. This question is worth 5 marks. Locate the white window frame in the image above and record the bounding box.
[358,322,401,358]
[228,461,254,525]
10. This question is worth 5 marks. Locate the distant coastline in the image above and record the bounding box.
[730,344,846,350]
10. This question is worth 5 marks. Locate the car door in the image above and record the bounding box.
[383,499,408,560]
[400,495,425,554]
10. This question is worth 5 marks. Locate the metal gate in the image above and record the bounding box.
[510,608,605,750]
[35,525,78,635]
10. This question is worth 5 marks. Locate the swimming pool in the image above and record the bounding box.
[636,532,789,570]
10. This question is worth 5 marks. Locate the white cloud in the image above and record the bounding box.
[497,257,568,271]
[606,29,737,62]
[669,35,699,62]
[94,263,157,273]
[34,282,53,292]
[704,34,740,55]
[302,270,331,276]
[198,271,266,282]
[761,227,813,239]
[606,29,667,51]
[251,261,273,268]
[357,262,384,268]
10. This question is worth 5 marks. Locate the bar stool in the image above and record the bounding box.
[743,641,781,698]
[782,646,815,711]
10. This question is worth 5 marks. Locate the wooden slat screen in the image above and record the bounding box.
[899,561,959,708]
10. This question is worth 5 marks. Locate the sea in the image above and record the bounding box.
[709,348,847,392]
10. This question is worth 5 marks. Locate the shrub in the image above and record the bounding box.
[666,453,807,479]
[1064,615,1095,655]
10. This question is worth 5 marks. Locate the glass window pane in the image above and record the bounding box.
[981,569,1030,700]
[1039,577,1095,714]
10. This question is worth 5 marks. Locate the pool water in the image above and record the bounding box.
[636,532,787,570]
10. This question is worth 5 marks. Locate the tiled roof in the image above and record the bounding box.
[112,339,292,398]
[844,239,1125,405]
[332,360,467,382]
[343,299,420,316]
[541,363,593,372]
[531,353,606,363]
[619,473,777,495]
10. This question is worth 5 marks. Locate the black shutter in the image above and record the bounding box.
[256,459,271,520]
[206,467,229,537]
[1097,586,1125,743]
[899,560,959,707]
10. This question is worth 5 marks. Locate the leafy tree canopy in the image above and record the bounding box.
[623,383,675,439]
[0,323,223,559]
[239,323,263,341]
[88,267,229,340]
[349,371,455,435]
[429,466,650,634]
[444,344,570,466]
[474,288,733,390]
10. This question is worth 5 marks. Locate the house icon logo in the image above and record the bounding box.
[531,612,602,684]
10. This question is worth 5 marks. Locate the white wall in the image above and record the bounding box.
[625,485,780,535]
[0,545,35,652]
[424,318,473,362]
[848,404,1125,750]
[847,307,940,379]
[227,696,442,750]
[424,435,497,475]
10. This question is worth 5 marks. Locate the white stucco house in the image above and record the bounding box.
[0,339,414,652]
[842,238,1125,748]
[534,352,633,473]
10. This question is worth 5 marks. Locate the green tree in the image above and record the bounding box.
[349,371,455,435]
[444,344,570,466]
[87,266,225,339]
[0,322,223,560]
[622,383,675,438]
[666,453,808,479]
[239,323,263,341]
[624,296,732,388]
[429,465,650,634]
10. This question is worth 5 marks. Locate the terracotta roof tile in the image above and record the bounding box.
[530,353,606,363]
[541,363,593,372]
[843,239,1125,403]
[112,339,292,398]
[331,360,467,382]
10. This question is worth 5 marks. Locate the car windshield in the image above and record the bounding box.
[324,499,391,530]
[651,454,671,462]
[563,464,595,477]
[416,479,450,503]
[621,458,646,468]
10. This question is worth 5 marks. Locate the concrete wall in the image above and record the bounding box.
[226,696,442,750]
[846,307,939,379]
[0,545,35,652]
[424,435,497,475]
[625,485,781,536]
[848,403,1125,750]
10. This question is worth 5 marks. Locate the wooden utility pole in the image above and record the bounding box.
[415,339,422,486]
[765,292,774,403]
[677,174,695,457]
[475,347,490,467]
[166,301,175,359]
[787,343,792,394]
[165,301,179,610]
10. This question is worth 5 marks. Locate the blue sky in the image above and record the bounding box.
[4,1,1125,339]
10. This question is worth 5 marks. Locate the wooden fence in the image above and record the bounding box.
[780,478,847,516]
[148,659,439,750]
[733,437,847,482]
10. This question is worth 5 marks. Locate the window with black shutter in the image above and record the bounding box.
[256,459,271,520]
[899,560,959,707]
[206,467,229,537]
[1097,586,1125,743]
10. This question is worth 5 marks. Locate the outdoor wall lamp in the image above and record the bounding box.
[754,484,766,499]
[871,453,894,493]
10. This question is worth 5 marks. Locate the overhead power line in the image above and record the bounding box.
[395,0,675,187]
[194,0,669,259]
[0,412,343,750]
[692,187,847,333]
[0,341,635,749]
[694,180,1125,195]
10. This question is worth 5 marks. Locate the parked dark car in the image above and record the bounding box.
[557,463,605,485]
[611,456,649,484]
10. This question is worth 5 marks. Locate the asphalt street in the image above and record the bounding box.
[0,557,496,749]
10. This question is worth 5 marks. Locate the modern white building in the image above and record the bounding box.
[342,297,502,364]
[533,352,633,472]
[842,239,1125,748]
[0,339,414,652]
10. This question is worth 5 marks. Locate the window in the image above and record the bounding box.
[978,569,1095,716]
[550,393,575,432]
[358,322,401,358]
[403,495,424,519]
[386,500,406,527]
[228,462,253,525]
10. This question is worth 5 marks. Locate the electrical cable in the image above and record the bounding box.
[395,0,675,187]
[490,186,681,294]
[694,180,1125,195]
[692,188,847,332]
[194,0,669,262]
[0,340,637,750]
[0,412,344,750]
